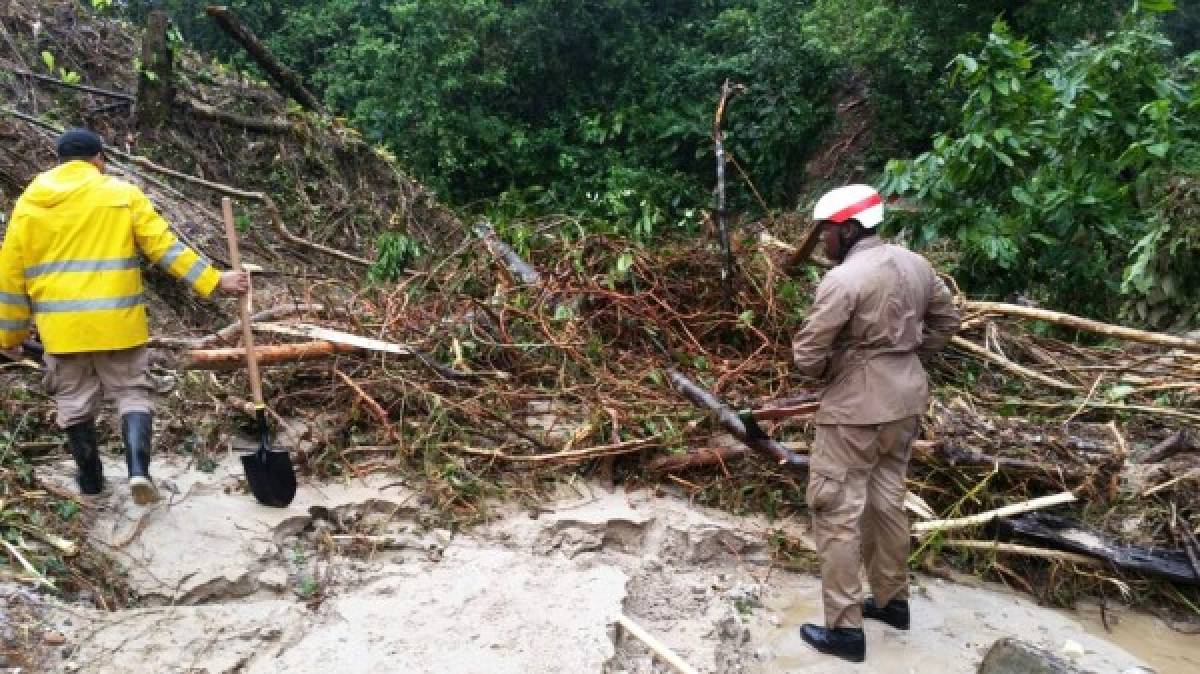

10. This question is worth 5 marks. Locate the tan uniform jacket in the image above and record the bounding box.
[792,237,960,425]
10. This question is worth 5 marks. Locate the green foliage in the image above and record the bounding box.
[883,13,1199,325]
[369,231,422,283]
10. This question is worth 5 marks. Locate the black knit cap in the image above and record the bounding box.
[55,128,105,160]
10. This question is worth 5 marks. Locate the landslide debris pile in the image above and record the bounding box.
[0,6,1197,670]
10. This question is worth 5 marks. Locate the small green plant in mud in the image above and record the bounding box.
[768,531,821,574]
[53,500,81,521]
[295,575,319,598]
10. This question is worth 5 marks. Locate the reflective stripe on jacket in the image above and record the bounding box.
[0,161,220,353]
[791,237,961,425]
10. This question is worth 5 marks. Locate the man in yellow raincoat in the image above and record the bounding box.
[0,128,248,504]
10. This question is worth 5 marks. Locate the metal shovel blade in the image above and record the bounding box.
[240,408,296,507]
[241,446,297,507]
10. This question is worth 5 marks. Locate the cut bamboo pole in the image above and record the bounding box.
[964,301,1200,352]
[616,614,700,674]
[913,491,1076,534]
[939,539,1101,566]
[951,336,1081,391]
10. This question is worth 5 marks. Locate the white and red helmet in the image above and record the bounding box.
[812,184,884,228]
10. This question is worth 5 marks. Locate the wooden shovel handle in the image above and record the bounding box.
[221,197,265,407]
[784,221,823,270]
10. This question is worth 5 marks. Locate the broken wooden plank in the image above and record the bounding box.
[998,513,1200,585]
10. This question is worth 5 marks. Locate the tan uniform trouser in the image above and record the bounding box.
[43,347,153,428]
[807,416,918,628]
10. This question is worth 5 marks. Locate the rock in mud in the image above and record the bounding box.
[978,638,1087,674]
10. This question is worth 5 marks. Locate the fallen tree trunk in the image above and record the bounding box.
[182,340,356,370]
[965,301,1200,353]
[205,5,326,114]
[667,368,807,469]
[998,513,1200,585]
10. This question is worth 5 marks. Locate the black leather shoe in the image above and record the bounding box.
[121,412,159,504]
[65,420,104,495]
[864,597,910,630]
[800,624,865,663]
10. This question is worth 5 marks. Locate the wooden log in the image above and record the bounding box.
[964,300,1200,353]
[177,97,295,134]
[474,220,541,286]
[205,6,327,114]
[135,11,174,128]
[182,340,356,370]
[1139,429,1197,464]
[924,442,1085,478]
[647,446,747,473]
[666,368,807,469]
[998,513,1200,585]
[951,336,1081,392]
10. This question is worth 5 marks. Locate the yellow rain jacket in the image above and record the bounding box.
[0,161,220,353]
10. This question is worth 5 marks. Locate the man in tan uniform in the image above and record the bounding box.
[791,184,960,663]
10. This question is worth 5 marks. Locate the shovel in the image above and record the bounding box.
[222,197,297,507]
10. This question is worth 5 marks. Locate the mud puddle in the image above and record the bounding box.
[12,456,1200,673]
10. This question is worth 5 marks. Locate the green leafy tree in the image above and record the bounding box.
[883,9,1199,325]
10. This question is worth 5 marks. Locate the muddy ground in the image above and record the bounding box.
[3,456,1195,674]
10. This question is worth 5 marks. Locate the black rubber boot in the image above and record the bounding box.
[864,597,910,630]
[800,624,865,663]
[121,412,159,504]
[65,420,104,495]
